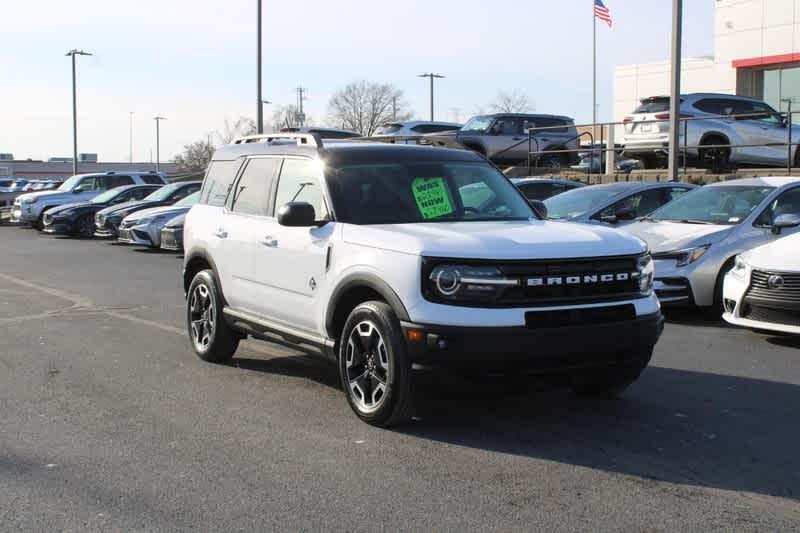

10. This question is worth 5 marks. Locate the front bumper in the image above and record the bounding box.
[0,207,11,223]
[651,258,717,308]
[94,217,121,238]
[401,307,664,368]
[723,271,800,335]
[160,227,183,251]
[118,223,160,247]
[42,219,74,234]
[11,203,40,223]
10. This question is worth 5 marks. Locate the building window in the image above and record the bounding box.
[759,66,800,123]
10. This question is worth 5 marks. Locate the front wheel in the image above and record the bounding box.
[75,214,95,237]
[571,347,653,396]
[338,301,414,427]
[187,270,239,364]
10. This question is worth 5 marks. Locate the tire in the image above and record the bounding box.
[708,259,736,317]
[187,270,239,364]
[540,155,564,170]
[700,137,730,173]
[338,301,414,427]
[571,346,653,397]
[75,214,95,237]
[794,146,800,169]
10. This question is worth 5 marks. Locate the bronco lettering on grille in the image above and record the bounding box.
[527,272,633,287]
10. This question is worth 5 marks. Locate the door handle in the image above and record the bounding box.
[260,237,278,247]
[215,228,228,239]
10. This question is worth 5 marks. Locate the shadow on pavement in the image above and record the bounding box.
[231,353,799,500]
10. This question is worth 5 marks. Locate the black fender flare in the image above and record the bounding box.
[325,272,411,338]
[183,248,225,298]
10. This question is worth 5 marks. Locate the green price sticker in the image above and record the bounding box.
[411,177,454,219]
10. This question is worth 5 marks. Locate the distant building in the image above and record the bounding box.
[0,159,178,179]
[614,0,800,122]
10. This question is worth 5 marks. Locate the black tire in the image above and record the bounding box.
[33,213,45,231]
[338,301,414,427]
[75,214,95,237]
[540,154,565,170]
[708,259,736,317]
[700,137,731,173]
[571,347,653,397]
[187,270,239,364]
[794,146,800,168]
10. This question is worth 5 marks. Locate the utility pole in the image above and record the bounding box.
[296,86,307,127]
[592,0,597,151]
[418,73,445,121]
[667,0,683,181]
[66,49,92,176]
[129,112,134,163]
[261,99,272,132]
[153,116,166,172]
[256,0,263,133]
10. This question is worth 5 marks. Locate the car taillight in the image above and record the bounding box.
[623,116,634,124]
[654,113,693,120]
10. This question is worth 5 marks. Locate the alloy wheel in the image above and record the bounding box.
[345,320,390,414]
[189,283,215,352]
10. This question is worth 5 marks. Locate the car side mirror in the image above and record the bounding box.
[772,213,800,235]
[529,199,548,219]
[277,202,316,227]
[73,187,84,194]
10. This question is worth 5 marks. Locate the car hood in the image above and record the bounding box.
[16,190,71,203]
[47,201,97,215]
[123,204,191,222]
[97,199,167,218]
[741,233,800,271]
[624,220,735,253]
[343,220,646,259]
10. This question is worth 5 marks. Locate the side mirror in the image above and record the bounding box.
[277,202,316,227]
[529,199,548,219]
[73,187,85,194]
[771,213,800,235]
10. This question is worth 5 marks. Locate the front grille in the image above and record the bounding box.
[426,255,643,308]
[741,304,800,327]
[526,304,636,329]
[746,270,800,306]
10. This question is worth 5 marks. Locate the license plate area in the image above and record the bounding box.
[525,304,636,329]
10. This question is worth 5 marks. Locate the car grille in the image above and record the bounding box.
[427,255,643,308]
[741,304,800,327]
[120,220,136,230]
[161,230,178,249]
[746,270,800,306]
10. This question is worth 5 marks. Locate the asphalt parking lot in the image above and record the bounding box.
[1,225,799,530]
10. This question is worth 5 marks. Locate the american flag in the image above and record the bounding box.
[594,0,613,28]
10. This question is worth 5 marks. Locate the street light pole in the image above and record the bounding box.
[129,112,134,163]
[256,0,263,134]
[418,73,445,121]
[153,116,166,172]
[667,0,683,181]
[261,99,272,132]
[65,49,92,176]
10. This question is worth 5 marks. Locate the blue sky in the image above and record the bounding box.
[0,0,715,162]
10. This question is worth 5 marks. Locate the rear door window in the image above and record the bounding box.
[142,175,166,184]
[230,158,282,216]
[532,117,568,133]
[107,175,134,188]
[200,161,243,207]
[634,99,672,114]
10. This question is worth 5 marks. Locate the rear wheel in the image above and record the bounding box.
[187,270,239,364]
[540,154,566,170]
[571,347,653,396]
[338,301,414,427]
[700,136,731,173]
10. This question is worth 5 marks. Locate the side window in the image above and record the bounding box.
[274,159,328,218]
[694,99,726,115]
[142,175,166,185]
[200,161,241,207]
[518,183,551,201]
[599,189,664,219]
[534,117,568,134]
[666,187,692,203]
[108,175,134,188]
[133,188,154,200]
[78,176,101,191]
[756,187,800,226]
[231,158,281,216]
[169,183,200,202]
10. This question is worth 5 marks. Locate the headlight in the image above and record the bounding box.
[637,254,654,296]
[729,255,750,281]
[654,245,711,267]
[425,264,520,303]
[22,197,38,204]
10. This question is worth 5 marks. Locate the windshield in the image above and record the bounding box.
[649,185,774,225]
[326,161,534,225]
[544,184,632,220]
[175,191,200,207]
[461,116,493,132]
[58,175,84,191]
[91,188,125,204]
[143,184,176,201]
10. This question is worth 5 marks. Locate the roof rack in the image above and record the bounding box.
[233,133,323,148]
[355,135,466,151]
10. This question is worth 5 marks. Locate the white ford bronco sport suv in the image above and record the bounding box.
[183,133,663,427]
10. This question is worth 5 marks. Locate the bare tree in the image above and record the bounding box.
[271,105,314,131]
[217,116,257,144]
[174,139,215,173]
[328,80,412,136]
[489,90,534,113]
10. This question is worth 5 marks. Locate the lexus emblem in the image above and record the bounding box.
[768,275,785,290]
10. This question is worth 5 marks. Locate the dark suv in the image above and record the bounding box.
[435,114,580,168]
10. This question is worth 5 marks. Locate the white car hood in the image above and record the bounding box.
[624,220,735,253]
[343,220,646,260]
[741,233,800,271]
[123,204,189,222]
[16,190,68,203]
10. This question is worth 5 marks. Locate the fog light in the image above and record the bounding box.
[724,299,736,313]
[407,329,425,343]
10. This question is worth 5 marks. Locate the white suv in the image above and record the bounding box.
[183,134,664,427]
[12,171,167,227]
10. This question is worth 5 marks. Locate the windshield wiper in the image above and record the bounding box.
[678,219,715,225]
[639,215,658,223]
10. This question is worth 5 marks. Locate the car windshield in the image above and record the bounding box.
[461,116,493,132]
[326,161,534,225]
[175,191,200,207]
[143,184,176,201]
[649,185,775,225]
[91,188,125,204]
[544,184,632,220]
[58,175,84,191]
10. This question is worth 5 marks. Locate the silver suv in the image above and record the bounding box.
[436,114,580,168]
[622,93,794,170]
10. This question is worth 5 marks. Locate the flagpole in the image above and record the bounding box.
[592,0,597,165]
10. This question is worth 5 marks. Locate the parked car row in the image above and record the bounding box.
[9,171,200,253]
